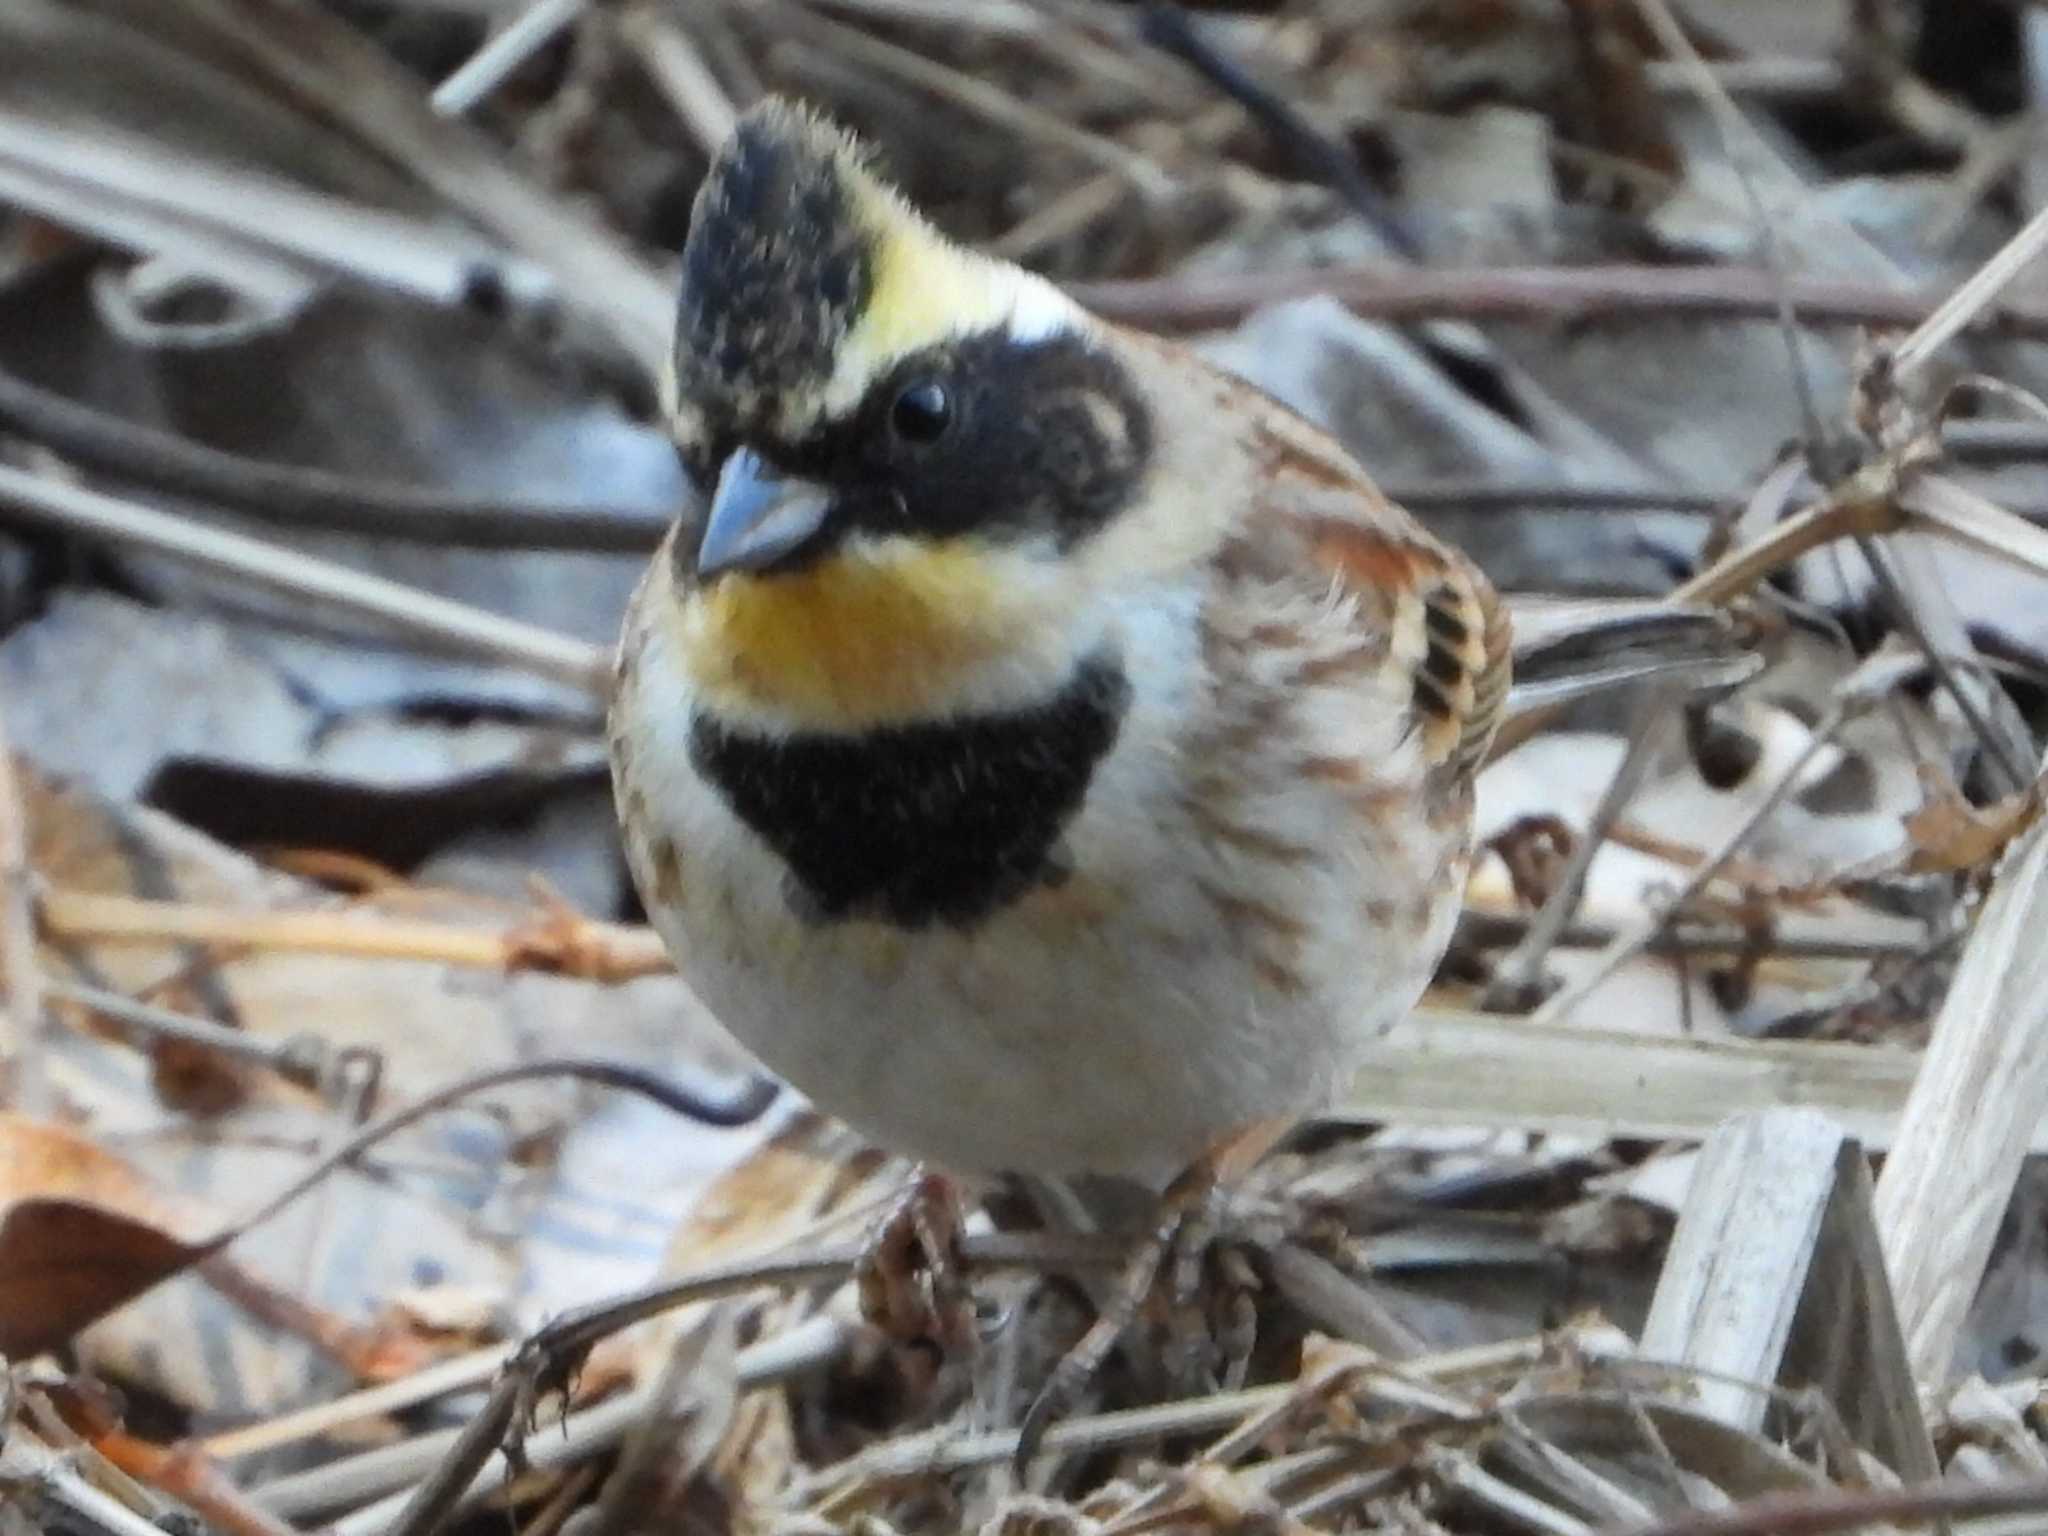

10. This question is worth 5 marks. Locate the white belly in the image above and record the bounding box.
[670,876,1430,1184]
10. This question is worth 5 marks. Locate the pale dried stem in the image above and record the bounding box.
[1669,470,1912,608]
[1907,470,2048,580]
[1628,0,2023,807]
[268,1315,849,1528]
[622,2,739,155]
[39,891,670,980]
[1891,202,2048,380]
[0,113,551,315]
[431,0,588,115]
[810,1329,1575,1493]
[275,1223,1122,1527]
[0,700,47,1114]
[0,465,611,692]
[202,1345,511,1462]
[808,0,1042,35]
[1643,57,1844,101]
[0,1433,188,1536]
[1344,1009,1974,1150]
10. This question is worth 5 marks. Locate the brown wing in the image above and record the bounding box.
[1244,403,1513,790]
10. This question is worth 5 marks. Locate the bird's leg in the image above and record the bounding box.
[1014,1161,1204,1471]
[1014,1118,1290,1473]
[855,1166,976,1371]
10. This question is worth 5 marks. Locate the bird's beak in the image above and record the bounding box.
[695,447,834,578]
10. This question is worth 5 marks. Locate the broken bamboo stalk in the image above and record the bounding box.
[1872,753,2048,1384]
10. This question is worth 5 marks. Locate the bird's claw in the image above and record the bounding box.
[856,1169,976,1375]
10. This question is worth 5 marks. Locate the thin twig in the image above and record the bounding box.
[0,357,671,551]
[1531,702,1852,1026]
[1482,686,1674,1011]
[0,465,611,692]
[989,170,1130,262]
[1852,530,2032,793]
[48,978,331,1088]
[1068,263,2048,339]
[1138,3,1417,258]
[285,1229,1121,1529]
[221,1058,776,1248]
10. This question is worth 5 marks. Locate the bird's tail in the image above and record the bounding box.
[1503,597,1761,711]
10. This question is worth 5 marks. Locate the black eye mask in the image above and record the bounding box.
[675,327,1156,577]
[858,329,1155,550]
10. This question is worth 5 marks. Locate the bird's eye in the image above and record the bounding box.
[889,379,952,444]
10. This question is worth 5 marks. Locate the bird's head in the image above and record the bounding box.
[657,100,1159,731]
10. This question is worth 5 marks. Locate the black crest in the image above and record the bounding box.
[675,102,874,422]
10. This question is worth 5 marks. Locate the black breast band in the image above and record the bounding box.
[690,652,1130,928]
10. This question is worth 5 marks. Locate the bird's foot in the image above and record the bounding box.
[856,1167,976,1382]
[1014,1158,1242,1473]
[1012,1121,1294,1474]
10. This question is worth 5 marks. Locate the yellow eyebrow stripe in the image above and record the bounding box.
[815,195,1078,422]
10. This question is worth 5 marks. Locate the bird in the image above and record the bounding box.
[608,98,1747,1443]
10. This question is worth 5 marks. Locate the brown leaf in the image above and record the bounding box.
[0,1115,222,1356]
[1904,779,2044,875]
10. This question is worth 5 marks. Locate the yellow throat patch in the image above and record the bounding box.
[675,538,1029,729]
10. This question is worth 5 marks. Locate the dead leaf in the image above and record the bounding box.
[0,1114,221,1356]
[1904,778,2044,875]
